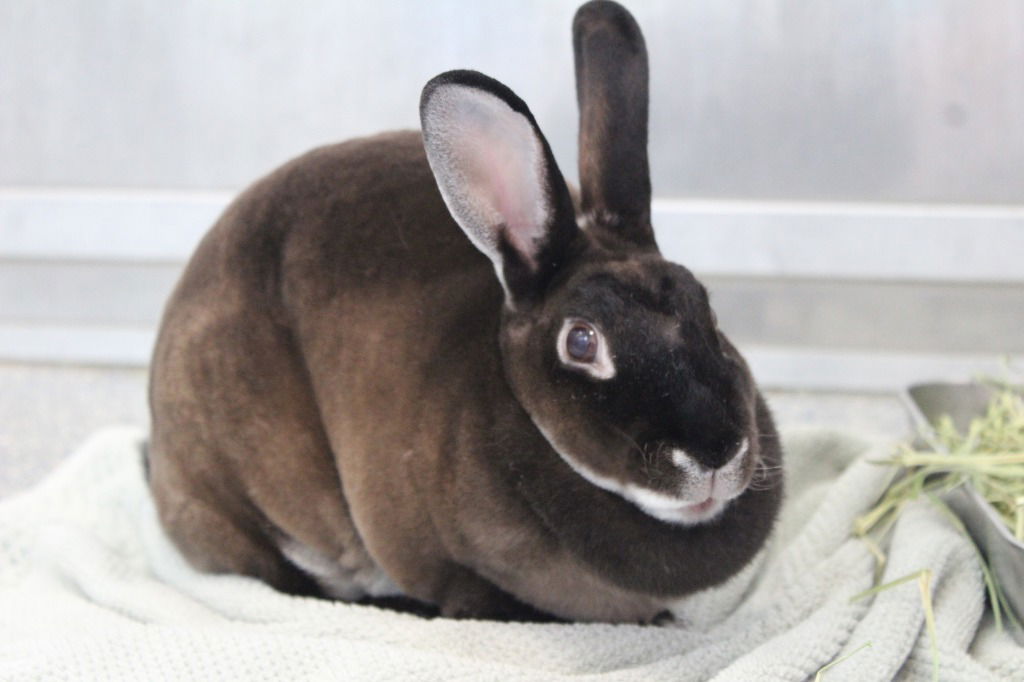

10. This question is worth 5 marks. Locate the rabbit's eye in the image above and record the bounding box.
[557,318,615,380]
[566,324,598,362]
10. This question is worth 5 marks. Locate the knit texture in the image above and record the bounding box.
[1,426,1021,680]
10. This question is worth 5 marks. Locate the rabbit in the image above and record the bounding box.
[147,0,783,624]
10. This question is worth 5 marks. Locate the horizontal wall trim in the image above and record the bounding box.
[0,189,226,264]
[0,322,1016,392]
[5,260,1020,353]
[654,200,1024,283]
[1,189,1022,283]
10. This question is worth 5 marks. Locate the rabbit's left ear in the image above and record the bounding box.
[574,0,656,249]
[421,70,580,307]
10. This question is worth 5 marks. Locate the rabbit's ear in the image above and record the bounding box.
[573,1,656,249]
[421,70,579,307]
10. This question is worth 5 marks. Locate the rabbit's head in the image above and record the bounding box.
[421,2,768,526]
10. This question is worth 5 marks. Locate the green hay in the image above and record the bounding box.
[813,641,872,682]
[847,570,938,682]
[855,385,1024,631]
[865,387,1024,542]
[847,381,1024,678]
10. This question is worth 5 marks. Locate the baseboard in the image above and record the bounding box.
[0,323,155,366]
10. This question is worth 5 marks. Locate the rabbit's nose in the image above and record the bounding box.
[711,439,751,500]
[671,436,748,474]
[718,438,749,471]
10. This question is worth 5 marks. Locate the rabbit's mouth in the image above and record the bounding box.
[568,460,735,526]
[541,432,745,526]
[623,490,730,526]
[612,436,755,525]
[664,439,752,503]
[531,418,754,526]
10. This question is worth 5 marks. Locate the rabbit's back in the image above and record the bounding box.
[147,130,506,599]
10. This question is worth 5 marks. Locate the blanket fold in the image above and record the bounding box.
[1,426,1021,680]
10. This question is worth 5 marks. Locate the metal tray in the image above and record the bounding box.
[903,382,1024,640]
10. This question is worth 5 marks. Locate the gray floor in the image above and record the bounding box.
[0,362,912,501]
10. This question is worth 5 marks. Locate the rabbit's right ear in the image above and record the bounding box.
[421,70,580,308]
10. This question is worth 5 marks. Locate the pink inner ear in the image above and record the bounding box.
[456,106,550,269]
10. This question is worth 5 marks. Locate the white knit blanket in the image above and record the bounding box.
[1,427,1021,681]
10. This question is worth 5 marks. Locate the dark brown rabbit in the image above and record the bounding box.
[147,0,783,623]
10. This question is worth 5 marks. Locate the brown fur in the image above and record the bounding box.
[148,1,783,623]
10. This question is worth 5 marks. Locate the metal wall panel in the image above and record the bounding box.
[706,278,1024,355]
[2,1,1022,202]
[0,261,178,325]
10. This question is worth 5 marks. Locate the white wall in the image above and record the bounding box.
[3,0,1023,201]
[1,1,1022,389]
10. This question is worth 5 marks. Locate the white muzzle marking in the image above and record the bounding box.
[532,418,751,526]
